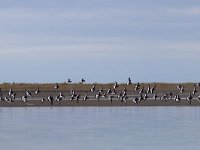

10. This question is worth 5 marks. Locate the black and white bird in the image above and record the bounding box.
[134,82,140,91]
[122,96,128,104]
[196,95,200,102]
[107,88,112,94]
[196,83,200,87]
[55,95,62,103]
[83,93,89,101]
[111,89,116,95]
[150,85,156,94]
[26,91,32,98]
[192,87,197,95]
[108,96,114,103]
[4,96,11,103]
[54,83,59,89]
[113,81,119,89]
[76,94,80,103]
[90,85,96,92]
[169,92,173,99]
[8,88,16,100]
[47,95,54,105]
[35,85,40,94]
[117,93,123,100]
[186,93,193,104]
[133,97,139,104]
[41,98,46,103]
[70,89,75,95]
[147,84,151,93]
[160,94,169,101]
[174,94,181,102]
[143,93,149,100]
[59,92,65,99]
[21,95,27,103]
[8,88,13,97]
[95,92,101,102]
[139,86,144,94]
[70,94,75,101]
[153,92,158,100]
[177,85,184,93]
[99,87,104,93]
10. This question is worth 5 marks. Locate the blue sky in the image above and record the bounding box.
[0,0,200,83]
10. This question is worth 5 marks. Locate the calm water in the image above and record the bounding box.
[0,107,200,150]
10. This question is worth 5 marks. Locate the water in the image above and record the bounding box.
[0,107,200,150]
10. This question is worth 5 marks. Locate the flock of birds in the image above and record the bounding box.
[1,78,200,105]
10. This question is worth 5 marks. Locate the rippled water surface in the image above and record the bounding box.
[0,107,200,150]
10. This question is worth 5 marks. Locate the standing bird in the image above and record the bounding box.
[55,96,62,104]
[35,85,40,94]
[90,85,96,92]
[70,89,75,95]
[107,88,112,94]
[174,94,181,102]
[139,86,144,94]
[47,95,54,105]
[192,87,197,95]
[196,83,200,87]
[196,95,200,102]
[143,93,149,100]
[147,84,151,93]
[83,93,89,101]
[26,91,32,98]
[8,88,13,97]
[127,77,132,85]
[59,92,65,99]
[177,85,184,93]
[111,89,116,95]
[81,78,85,83]
[134,82,140,91]
[113,81,119,89]
[76,94,80,103]
[68,79,72,83]
[153,92,158,100]
[95,92,101,102]
[150,85,156,94]
[21,95,27,103]
[54,83,59,89]
[8,88,16,100]
[186,92,193,105]
[133,97,139,104]
[5,96,11,103]
[123,96,128,104]
[109,96,114,103]
[41,98,46,103]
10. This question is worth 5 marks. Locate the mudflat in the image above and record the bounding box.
[0,83,199,107]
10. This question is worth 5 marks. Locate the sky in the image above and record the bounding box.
[0,0,200,83]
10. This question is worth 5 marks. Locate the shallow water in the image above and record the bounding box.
[0,107,200,150]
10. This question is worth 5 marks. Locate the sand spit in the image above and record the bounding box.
[0,83,200,107]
